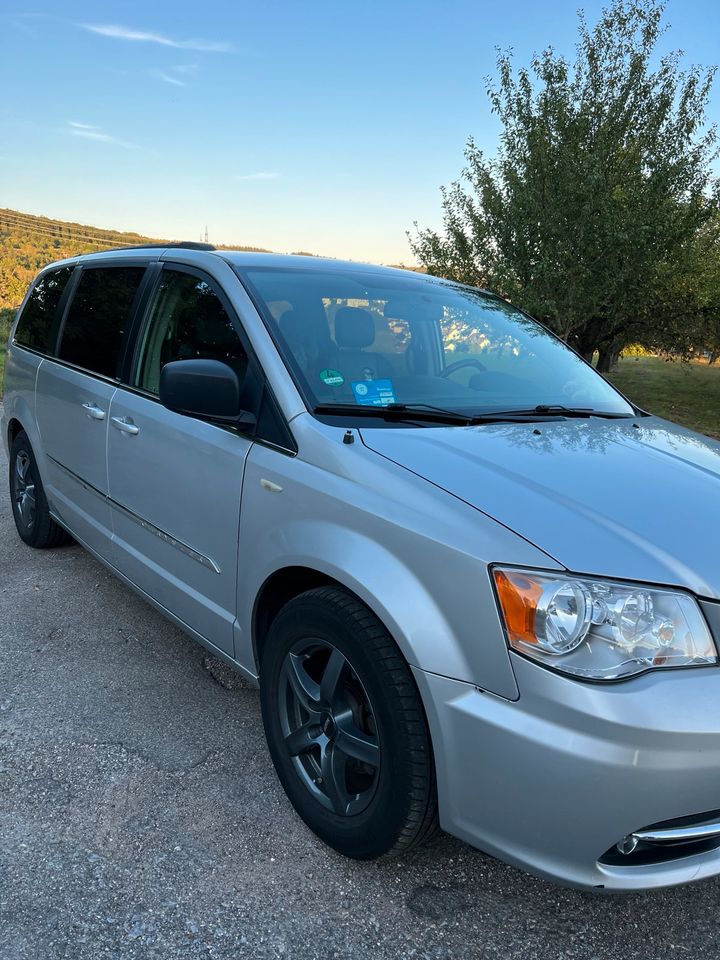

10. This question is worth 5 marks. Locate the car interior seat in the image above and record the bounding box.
[277,308,334,380]
[333,307,393,382]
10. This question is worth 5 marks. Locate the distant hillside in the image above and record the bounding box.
[0,208,270,309]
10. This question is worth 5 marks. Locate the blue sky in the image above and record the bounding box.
[1,0,719,263]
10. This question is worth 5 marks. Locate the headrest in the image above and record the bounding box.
[335,307,375,349]
[384,297,444,322]
[278,309,304,347]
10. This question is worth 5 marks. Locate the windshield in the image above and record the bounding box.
[239,267,634,420]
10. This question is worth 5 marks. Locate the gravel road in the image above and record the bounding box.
[1,431,719,959]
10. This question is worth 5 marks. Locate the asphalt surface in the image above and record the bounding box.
[1,431,720,959]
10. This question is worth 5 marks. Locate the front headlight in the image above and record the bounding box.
[493,567,717,680]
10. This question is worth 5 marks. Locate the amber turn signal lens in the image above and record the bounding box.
[493,569,543,646]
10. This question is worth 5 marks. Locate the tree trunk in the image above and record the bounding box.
[596,344,621,373]
[572,334,597,363]
[571,317,605,364]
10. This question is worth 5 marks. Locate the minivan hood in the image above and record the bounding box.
[360,417,720,599]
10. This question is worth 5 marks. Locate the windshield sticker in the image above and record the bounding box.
[320,368,345,387]
[351,379,397,407]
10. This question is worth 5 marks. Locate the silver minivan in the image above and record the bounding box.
[4,245,720,891]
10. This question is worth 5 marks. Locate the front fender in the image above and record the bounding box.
[234,442,556,699]
[241,518,480,684]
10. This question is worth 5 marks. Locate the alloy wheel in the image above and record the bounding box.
[13,451,37,532]
[278,639,381,816]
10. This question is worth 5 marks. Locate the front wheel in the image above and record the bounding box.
[260,586,438,859]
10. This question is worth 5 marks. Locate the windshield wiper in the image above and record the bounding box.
[313,402,636,426]
[313,402,475,425]
[462,405,635,422]
[529,405,635,419]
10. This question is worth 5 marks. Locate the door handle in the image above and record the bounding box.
[111,416,140,436]
[82,402,106,421]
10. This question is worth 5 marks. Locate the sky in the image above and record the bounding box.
[1,0,720,264]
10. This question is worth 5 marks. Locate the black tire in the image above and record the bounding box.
[9,430,69,549]
[260,586,438,859]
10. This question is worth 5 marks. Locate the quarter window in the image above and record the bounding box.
[135,270,247,394]
[14,266,74,353]
[59,266,145,378]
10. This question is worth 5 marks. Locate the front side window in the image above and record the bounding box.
[135,269,248,395]
[240,267,634,419]
[58,266,146,378]
[14,266,74,353]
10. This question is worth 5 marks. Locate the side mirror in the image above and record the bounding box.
[159,359,256,430]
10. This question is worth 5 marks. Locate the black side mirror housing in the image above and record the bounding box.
[159,359,257,431]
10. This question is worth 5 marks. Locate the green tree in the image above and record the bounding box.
[0,307,14,339]
[688,216,720,363]
[410,0,719,370]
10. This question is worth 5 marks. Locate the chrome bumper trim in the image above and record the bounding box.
[617,817,720,856]
[633,820,720,846]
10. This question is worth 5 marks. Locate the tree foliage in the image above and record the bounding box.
[0,209,271,313]
[410,0,719,370]
[0,209,164,312]
[690,216,720,363]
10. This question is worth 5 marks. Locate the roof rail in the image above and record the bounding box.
[106,241,216,252]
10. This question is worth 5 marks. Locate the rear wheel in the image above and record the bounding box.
[260,586,438,859]
[9,431,69,548]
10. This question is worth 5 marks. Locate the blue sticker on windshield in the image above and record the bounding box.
[351,379,397,407]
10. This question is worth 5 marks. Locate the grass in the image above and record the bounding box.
[608,356,720,439]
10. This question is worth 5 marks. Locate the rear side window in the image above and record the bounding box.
[59,266,145,378]
[14,266,74,353]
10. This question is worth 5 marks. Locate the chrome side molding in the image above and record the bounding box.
[47,455,221,574]
[110,499,221,574]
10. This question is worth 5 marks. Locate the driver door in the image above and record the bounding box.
[107,265,253,655]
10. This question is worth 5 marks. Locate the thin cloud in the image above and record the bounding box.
[67,122,141,151]
[156,71,186,87]
[79,23,233,53]
[171,64,199,74]
[234,172,279,181]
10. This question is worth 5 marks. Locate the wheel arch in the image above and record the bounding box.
[7,417,24,448]
[251,562,437,677]
[243,520,484,678]
[252,565,338,669]
[248,544,474,688]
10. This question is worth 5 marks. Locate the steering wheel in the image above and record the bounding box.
[440,358,487,378]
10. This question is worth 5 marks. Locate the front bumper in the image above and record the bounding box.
[414,621,720,891]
